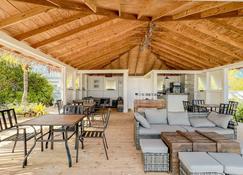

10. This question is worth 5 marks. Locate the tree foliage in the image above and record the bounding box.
[228,69,243,91]
[0,55,54,105]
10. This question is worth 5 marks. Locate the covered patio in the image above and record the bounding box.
[0,0,243,175]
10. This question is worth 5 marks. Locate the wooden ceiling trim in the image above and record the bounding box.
[151,45,204,69]
[173,2,229,20]
[77,45,137,69]
[53,23,147,59]
[152,35,222,66]
[10,0,150,21]
[183,20,243,50]
[0,6,51,29]
[156,22,243,61]
[31,17,111,48]
[200,2,243,18]
[59,32,143,62]
[15,13,89,40]
[71,40,141,67]
[151,42,209,69]
[128,45,139,75]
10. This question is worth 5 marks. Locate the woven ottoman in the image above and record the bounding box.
[140,139,169,172]
[178,152,224,175]
[208,153,243,175]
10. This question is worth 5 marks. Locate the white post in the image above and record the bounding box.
[223,68,229,103]
[79,73,83,99]
[194,74,198,100]
[153,71,158,100]
[61,66,67,105]
[72,71,76,101]
[205,71,210,104]
[123,71,128,112]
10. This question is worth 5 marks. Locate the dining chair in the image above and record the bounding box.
[228,101,238,116]
[182,101,192,112]
[79,108,111,160]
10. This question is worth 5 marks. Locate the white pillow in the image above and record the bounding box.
[144,109,167,124]
[134,112,151,128]
[168,112,191,126]
[190,117,215,128]
[207,112,232,129]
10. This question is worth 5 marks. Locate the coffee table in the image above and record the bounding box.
[161,131,240,175]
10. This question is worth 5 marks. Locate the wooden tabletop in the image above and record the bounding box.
[18,114,85,126]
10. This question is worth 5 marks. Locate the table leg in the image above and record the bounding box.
[64,126,72,167]
[40,126,43,152]
[75,123,79,163]
[51,126,54,150]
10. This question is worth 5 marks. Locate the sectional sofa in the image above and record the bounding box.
[134,109,237,149]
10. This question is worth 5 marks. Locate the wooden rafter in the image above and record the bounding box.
[15,13,89,40]
[0,6,51,29]
[32,17,112,48]
[81,0,97,13]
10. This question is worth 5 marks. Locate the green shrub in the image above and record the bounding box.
[236,104,243,123]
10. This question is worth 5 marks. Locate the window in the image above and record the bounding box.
[105,79,116,90]
[75,77,79,89]
[198,77,205,91]
[66,74,73,89]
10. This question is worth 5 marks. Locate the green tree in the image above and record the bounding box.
[0,55,54,105]
[228,69,243,91]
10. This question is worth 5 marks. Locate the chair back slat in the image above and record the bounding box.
[0,109,18,131]
[228,101,238,115]
[104,108,111,130]
[219,103,229,114]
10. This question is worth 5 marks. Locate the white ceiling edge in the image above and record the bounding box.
[0,31,76,70]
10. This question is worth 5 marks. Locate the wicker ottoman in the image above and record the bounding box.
[178,152,224,175]
[208,153,243,175]
[140,139,169,172]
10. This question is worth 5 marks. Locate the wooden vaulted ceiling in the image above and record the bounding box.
[0,0,243,75]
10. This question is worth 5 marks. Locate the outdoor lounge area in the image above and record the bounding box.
[1,0,243,175]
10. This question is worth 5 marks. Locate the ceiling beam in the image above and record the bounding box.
[15,13,89,40]
[81,0,97,13]
[200,2,243,18]
[32,17,111,48]
[0,6,51,29]
[10,0,150,21]
[173,2,229,19]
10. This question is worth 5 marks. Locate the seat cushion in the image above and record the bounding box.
[190,117,215,128]
[134,112,150,128]
[208,153,243,174]
[195,127,234,135]
[181,126,196,132]
[140,139,168,153]
[240,141,243,155]
[179,152,223,173]
[168,112,191,126]
[144,109,167,124]
[139,124,187,135]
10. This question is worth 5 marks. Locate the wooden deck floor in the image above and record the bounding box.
[0,111,169,175]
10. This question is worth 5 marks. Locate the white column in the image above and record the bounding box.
[61,66,67,104]
[79,73,83,99]
[205,71,210,104]
[123,71,128,112]
[194,74,198,100]
[153,71,158,100]
[72,71,77,100]
[223,68,229,103]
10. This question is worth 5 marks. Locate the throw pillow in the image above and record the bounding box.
[207,112,232,129]
[134,112,151,128]
[190,117,215,128]
[167,112,191,126]
[144,109,167,124]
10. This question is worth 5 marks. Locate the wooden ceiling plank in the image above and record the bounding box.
[119,52,129,69]
[156,22,243,61]
[183,20,243,50]
[128,45,139,75]
[32,17,112,48]
[15,13,89,40]
[0,6,51,29]
[135,46,151,75]
[152,42,207,69]
[81,0,97,13]
[144,52,156,73]
[173,2,229,19]
[201,2,243,18]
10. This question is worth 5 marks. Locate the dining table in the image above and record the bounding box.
[17,114,85,168]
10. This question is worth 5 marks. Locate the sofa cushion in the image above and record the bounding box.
[140,139,168,153]
[190,117,215,128]
[207,112,232,129]
[144,109,167,124]
[240,141,243,155]
[134,112,150,128]
[181,126,196,132]
[195,127,234,135]
[139,124,187,135]
[179,152,223,173]
[168,112,191,126]
[208,153,243,174]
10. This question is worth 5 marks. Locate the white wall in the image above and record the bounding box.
[127,76,153,110]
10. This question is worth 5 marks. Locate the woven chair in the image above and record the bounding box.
[79,108,111,160]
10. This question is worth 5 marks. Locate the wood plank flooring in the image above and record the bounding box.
[0,111,169,175]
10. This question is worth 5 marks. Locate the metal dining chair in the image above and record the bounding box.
[79,108,111,160]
